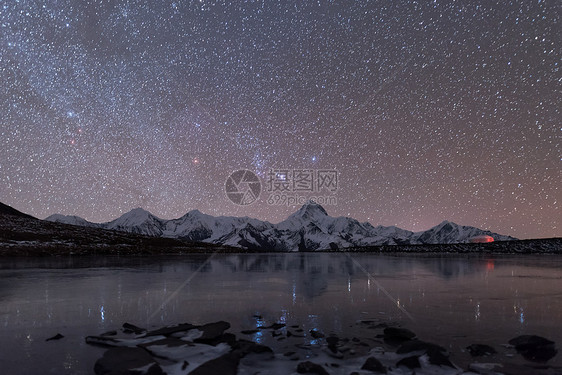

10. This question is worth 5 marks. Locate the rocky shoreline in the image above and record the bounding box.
[2,237,561,257]
[326,238,562,254]
[81,318,560,375]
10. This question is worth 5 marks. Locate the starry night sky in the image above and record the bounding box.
[1,0,559,239]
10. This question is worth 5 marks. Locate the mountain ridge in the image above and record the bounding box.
[45,201,517,251]
[0,202,36,219]
[0,204,235,256]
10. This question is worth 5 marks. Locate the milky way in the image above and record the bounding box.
[1,0,559,238]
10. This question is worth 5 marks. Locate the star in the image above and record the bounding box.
[0,0,558,239]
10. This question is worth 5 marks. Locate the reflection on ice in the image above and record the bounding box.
[0,253,561,374]
[475,302,481,321]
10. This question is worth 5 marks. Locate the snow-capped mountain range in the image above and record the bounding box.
[46,202,516,251]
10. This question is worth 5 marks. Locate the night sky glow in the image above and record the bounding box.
[1,0,559,239]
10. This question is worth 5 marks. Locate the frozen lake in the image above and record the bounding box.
[1,253,561,374]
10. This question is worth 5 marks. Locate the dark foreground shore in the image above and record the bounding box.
[335,237,562,254]
[1,236,561,256]
[78,318,559,375]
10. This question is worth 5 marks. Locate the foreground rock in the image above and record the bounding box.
[94,347,164,375]
[46,333,64,341]
[382,327,417,345]
[509,335,557,362]
[85,320,560,375]
[466,344,497,357]
[296,361,329,375]
[397,340,455,368]
[361,356,387,373]
[187,352,240,375]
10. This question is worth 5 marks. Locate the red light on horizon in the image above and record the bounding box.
[469,235,495,243]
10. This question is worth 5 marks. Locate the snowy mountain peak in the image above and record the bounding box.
[45,214,100,228]
[104,208,165,236]
[126,207,152,217]
[185,209,203,217]
[435,220,456,230]
[276,201,330,231]
[292,201,329,219]
[109,208,157,225]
